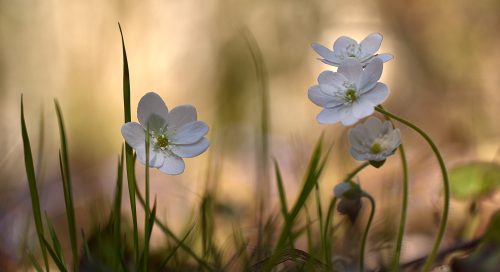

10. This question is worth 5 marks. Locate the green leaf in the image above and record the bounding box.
[42,237,68,272]
[118,22,140,263]
[27,251,44,272]
[54,100,78,268]
[20,95,49,271]
[449,162,500,200]
[45,213,66,265]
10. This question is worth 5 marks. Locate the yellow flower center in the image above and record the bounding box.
[345,89,358,103]
[370,143,382,154]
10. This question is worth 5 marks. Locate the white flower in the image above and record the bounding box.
[308,58,389,126]
[121,92,209,175]
[312,33,393,67]
[348,116,401,162]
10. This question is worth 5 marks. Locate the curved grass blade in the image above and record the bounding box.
[42,237,68,272]
[118,22,140,263]
[45,212,66,265]
[54,100,78,269]
[134,180,215,271]
[27,251,44,272]
[20,95,49,271]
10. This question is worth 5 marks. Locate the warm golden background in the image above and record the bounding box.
[1,0,500,269]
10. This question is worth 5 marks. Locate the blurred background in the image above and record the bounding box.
[1,0,500,270]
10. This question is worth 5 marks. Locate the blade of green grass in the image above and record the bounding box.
[45,212,65,265]
[36,105,45,183]
[265,134,330,271]
[139,199,156,271]
[54,100,78,269]
[157,225,195,272]
[42,237,68,272]
[109,146,124,243]
[118,22,140,263]
[134,180,215,271]
[27,251,44,272]
[142,125,151,272]
[20,95,49,271]
[323,197,337,270]
[274,159,289,221]
[242,29,271,260]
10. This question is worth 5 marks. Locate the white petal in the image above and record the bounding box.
[358,58,383,92]
[363,117,384,139]
[316,107,343,124]
[338,60,363,82]
[318,58,341,66]
[167,105,197,130]
[333,36,357,52]
[349,147,369,161]
[308,85,336,107]
[360,83,389,106]
[351,101,375,119]
[311,43,335,60]
[138,92,169,130]
[159,154,185,175]
[376,53,394,62]
[170,121,209,144]
[171,138,209,158]
[135,147,165,168]
[121,122,145,148]
[360,33,383,56]
[340,115,359,126]
[318,70,348,89]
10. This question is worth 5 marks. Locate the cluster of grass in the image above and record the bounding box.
[20,25,339,271]
[20,25,500,272]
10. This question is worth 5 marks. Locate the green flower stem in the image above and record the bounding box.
[144,126,151,271]
[392,145,409,271]
[375,106,449,272]
[345,162,370,182]
[360,192,376,272]
[379,105,409,271]
[323,197,337,269]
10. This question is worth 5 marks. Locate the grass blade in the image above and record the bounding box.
[157,225,195,272]
[118,22,140,263]
[242,29,271,260]
[266,134,328,270]
[45,212,66,265]
[42,238,68,272]
[109,146,124,243]
[134,180,215,271]
[54,100,78,269]
[27,251,44,272]
[274,159,289,221]
[20,95,49,271]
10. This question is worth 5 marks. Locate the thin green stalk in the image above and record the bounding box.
[360,193,376,272]
[20,96,49,271]
[54,101,78,270]
[345,162,370,182]
[379,105,409,271]
[375,106,449,272]
[143,125,151,271]
[134,182,216,271]
[118,22,139,262]
[323,197,337,270]
[392,145,409,271]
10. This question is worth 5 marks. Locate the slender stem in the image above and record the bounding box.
[323,197,337,270]
[360,193,376,272]
[375,106,449,272]
[345,162,370,182]
[144,126,150,271]
[379,105,409,271]
[392,145,409,271]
